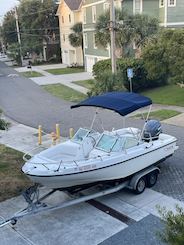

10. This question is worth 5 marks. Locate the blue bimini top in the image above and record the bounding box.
[71,92,152,116]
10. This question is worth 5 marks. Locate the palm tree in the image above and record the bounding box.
[132,14,159,48]
[95,9,159,57]
[68,22,84,66]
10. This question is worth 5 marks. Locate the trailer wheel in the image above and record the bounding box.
[146,171,158,188]
[11,219,17,226]
[135,177,146,194]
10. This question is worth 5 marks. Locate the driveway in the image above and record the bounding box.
[15,65,92,94]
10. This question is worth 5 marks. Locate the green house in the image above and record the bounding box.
[83,0,184,72]
[122,0,184,28]
[82,0,122,72]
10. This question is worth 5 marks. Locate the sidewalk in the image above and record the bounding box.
[15,64,92,94]
[0,117,67,155]
[31,72,91,94]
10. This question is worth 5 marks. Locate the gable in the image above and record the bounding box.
[64,0,83,11]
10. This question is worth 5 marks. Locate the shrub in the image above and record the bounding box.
[92,58,164,94]
[158,205,184,245]
[0,109,10,130]
[90,71,126,96]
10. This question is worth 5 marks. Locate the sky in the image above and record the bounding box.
[0,0,19,23]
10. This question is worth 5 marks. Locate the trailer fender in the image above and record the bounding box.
[129,166,160,190]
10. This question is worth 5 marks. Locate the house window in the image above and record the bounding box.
[159,0,164,7]
[93,33,97,49]
[92,6,96,23]
[69,14,71,22]
[133,0,142,14]
[83,8,86,24]
[63,34,65,42]
[84,33,88,48]
[62,16,64,23]
[104,3,110,11]
[168,0,176,6]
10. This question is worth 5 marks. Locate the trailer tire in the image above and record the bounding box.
[11,219,17,226]
[135,177,146,194]
[146,171,158,188]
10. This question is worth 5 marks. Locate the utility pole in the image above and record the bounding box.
[15,7,23,66]
[110,0,117,74]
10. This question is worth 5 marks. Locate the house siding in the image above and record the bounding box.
[123,0,184,27]
[167,0,184,24]
[83,0,112,72]
[57,0,83,66]
[143,0,159,18]
[159,6,165,23]
[84,31,109,56]
[122,0,133,14]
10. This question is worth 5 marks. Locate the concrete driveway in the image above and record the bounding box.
[1,186,182,245]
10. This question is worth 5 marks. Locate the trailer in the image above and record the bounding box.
[0,165,160,228]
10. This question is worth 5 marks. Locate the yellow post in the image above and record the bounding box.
[69,128,74,139]
[38,125,42,145]
[56,124,60,142]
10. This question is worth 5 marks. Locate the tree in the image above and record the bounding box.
[18,0,59,56]
[8,43,22,65]
[132,14,159,48]
[95,9,159,57]
[1,10,17,46]
[95,9,131,50]
[68,22,84,65]
[1,0,60,61]
[142,29,184,84]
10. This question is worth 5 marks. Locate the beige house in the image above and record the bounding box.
[57,0,83,66]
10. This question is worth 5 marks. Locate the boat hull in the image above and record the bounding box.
[25,140,177,189]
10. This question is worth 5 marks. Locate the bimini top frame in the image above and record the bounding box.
[71,92,152,117]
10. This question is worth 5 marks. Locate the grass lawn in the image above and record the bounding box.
[45,67,85,75]
[42,83,87,102]
[20,71,44,78]
[142,85,184,107]
[0,145,32,202]
[134,109,181,121]
[73,79,95,90]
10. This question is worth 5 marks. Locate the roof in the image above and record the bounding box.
[64,0,82,10]
[71,92,152,116]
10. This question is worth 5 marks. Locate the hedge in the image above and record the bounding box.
[92,58,165,92]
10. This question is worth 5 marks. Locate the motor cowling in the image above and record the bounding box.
[143,120,162,140]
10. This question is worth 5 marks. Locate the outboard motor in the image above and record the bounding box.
[143,120,162,141]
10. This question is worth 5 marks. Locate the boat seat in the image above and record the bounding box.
[113,127,141,136]
[75,137,95,160]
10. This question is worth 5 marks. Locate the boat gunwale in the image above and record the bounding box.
[25,140,177,178]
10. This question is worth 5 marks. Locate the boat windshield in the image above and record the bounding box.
[96,134,118,152]
[71,128,90,144]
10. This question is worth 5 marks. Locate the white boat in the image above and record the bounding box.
[22,92,178,189]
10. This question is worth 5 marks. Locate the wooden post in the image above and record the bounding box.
[56,124,60,142]
[38,125,42,145]
[69,128,74,139]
